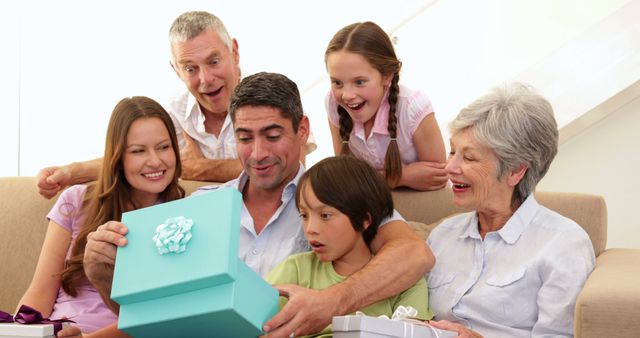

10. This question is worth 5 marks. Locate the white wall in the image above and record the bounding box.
[538,91,640,249]
[2,1,638,249]
[17,2,186,174]
[1,0,629,176]
[0,6,20,176]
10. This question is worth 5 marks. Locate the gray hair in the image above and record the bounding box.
[449,83,558,206]
[229,72,304,132]
[168,11,233,62]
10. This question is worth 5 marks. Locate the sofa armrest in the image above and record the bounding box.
[575,248,640,338]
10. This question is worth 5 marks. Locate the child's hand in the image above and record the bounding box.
[399,161,448,191]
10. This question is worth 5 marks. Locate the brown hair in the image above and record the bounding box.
[325,21,403,186]
[296,156,394,247]
[60,96,185,296]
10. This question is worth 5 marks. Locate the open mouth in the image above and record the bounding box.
[309,240,324,249]
[143,170,165,180]
[203,86,223,98]
[346,102,365,111]
[451,179,471,192]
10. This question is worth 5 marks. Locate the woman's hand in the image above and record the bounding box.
[84,220,129,313]
[56,325,83,338]
[428,320,484,338]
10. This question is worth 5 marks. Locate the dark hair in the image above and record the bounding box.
[325,21,403,186]
[296,156,394,247]
[229,72,304,132]
[60,96,185,296]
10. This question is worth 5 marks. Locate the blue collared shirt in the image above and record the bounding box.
[194,165,309,278]
[194,164,405,278]
[427,195,595,338]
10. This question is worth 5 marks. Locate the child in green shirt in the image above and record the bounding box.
[266,156,433,337]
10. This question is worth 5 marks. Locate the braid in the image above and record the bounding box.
[337,106,353,155]
[384,73,402,186]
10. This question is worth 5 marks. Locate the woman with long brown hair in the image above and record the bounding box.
[18,96,184,334]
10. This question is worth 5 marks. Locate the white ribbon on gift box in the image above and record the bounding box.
[336,306,445,338]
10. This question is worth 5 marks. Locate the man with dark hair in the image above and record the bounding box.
[69,72,433,338]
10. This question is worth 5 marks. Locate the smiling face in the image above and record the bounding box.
[171,28,240,116]
[234,105,308,193]
[326,50,391,135]
[298,182,371,276]
[445,128,515,214]
[123,117,177,207]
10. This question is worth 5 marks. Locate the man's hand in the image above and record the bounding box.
[36,158,101,199]
[178,133,243,182]
[84,221,129,313]
[180,133,205,177]
[399,161,448,191]
[429,320,484,338]
[36,166,72,199]
[262,285,340,338]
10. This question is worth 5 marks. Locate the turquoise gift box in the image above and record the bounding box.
[111,188,279,338]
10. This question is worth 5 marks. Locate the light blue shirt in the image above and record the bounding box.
[427,195,595,338]
[194,165,309,278]
[194,164,404,278]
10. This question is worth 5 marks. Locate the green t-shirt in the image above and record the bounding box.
[266,251,433,338]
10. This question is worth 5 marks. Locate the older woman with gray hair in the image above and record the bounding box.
[426,83,595,338]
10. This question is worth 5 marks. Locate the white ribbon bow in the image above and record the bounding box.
[351,306,444,338]
[354,305,418,321]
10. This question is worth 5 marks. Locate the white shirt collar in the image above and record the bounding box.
[460,194,539,244]
[233,163,305,202]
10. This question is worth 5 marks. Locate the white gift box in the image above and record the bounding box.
[332,315,457,338]
[0,322,69,338]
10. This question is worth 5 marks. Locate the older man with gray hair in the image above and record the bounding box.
[35,11,315,197]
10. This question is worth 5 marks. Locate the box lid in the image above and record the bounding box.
[0,322,55,337]
[112,188,241,305]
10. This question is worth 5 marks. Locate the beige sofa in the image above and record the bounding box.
[1,176,639,337]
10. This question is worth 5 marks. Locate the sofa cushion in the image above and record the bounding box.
[535,191,607,257]
[0,177,608,313]
[0,177,57,312]
[392,188,607,257]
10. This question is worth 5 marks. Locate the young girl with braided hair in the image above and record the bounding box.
[324,21,447,191]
